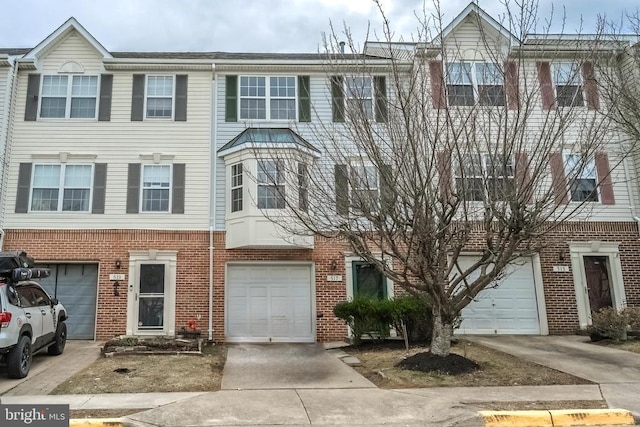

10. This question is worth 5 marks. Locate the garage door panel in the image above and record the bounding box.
[227,265,313,343]
[459,257,540,335]
[36,263,97,340]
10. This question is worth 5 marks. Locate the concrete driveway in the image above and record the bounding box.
[221,343,375,389]
[0,340,101,396]
[466,335,640,417]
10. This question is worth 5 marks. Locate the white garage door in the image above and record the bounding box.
[226,264,314,343]
[458,257,541,334]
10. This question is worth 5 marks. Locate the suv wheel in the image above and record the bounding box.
[7,335,32,379]
[48,321,67,355]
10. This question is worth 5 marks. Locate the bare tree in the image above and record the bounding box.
[251,0,620,357]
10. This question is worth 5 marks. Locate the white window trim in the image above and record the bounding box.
[344,75,375,120]
[38,74,100,120]
[257,159,286,210]
[562,152,599,203]
[140,164,173,213]
[28,163,94,213]
[569,242,626,329]
[454,154,515,201]
[445,61,505,106]
[552,62,585,108]
[349,161,380,206]
[230,162,243,213]
[238,75,298,121]
[144,75,175,120]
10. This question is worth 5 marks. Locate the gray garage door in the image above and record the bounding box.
[36,263,98,339]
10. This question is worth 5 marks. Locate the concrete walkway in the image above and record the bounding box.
[221,343,375,389]
[0,340,101,396]
[466,335,640,417]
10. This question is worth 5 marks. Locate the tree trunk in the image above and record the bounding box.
[430,312,453,357]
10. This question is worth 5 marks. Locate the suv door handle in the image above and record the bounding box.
[25,313,31,319]
[40,310,47,315]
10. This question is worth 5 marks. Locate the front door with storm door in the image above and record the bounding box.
[136,264,166,333]
[583,256,613,315]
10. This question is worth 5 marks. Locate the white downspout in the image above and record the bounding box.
[0,56,18,252]
[208,63,217,342]
[622,156,640,238]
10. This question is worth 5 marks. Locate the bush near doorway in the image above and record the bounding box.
[588,307,640,341]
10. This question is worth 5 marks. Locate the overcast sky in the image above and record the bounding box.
[0,0,636,53]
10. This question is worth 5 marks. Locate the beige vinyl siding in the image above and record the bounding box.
[214,72,333,229]
[4,30,212,230]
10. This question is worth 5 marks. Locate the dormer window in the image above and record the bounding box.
[40,75,98,119]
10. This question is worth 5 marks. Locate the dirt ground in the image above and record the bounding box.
[344,340,592,388]
[51,344,226,394]
[70,408,148,419]
[472,400,609,411]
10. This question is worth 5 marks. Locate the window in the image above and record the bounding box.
[353,262,386,299]
[345,76,373,119]
[454,154,514,201]
[257,160,285,209]
[146,76,174,118]
[446,62,505,106]
[554,63,584,107]
[239,76,296,120]
[231,163,243,213]
[142,165,171,212]
[350,164,379,210]
[298,163,308,211]
[564,154,598,202]
[40,75,98,118]
[31,164,92,212]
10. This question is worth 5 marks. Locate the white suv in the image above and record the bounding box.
[0,252,67,378]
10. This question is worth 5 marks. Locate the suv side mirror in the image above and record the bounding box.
[50,298,59,306]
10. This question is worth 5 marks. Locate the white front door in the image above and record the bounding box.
[226,264,314,343]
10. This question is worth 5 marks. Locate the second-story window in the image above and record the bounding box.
[446,62,505,106]
[564,154,598,202]
[345,76,373,119]
[40,75,98,119]
[350,163,379,211]
[31,164,93,212]
[455,154,514,201]
[257,160,285,209]
[231,163,243,213]
[239,76,296,120]
[554,63,584,107]
[142,165,171,212]
[146,76,174,118]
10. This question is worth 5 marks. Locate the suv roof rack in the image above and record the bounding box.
[0,252,49,284]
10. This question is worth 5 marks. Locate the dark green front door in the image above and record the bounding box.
[353,262,386,299]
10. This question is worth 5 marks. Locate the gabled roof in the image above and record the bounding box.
[218,128,321,158]
[435,2,519,45]
[22,17,112,60]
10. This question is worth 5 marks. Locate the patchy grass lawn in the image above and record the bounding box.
[70,409,148,419]
[344,340,592,388]
[593,337,640,354]
[473,400,608,411]
[51,344,226,394]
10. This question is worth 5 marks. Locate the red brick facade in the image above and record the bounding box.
[4,222,640,342]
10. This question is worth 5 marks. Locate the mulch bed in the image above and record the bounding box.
[397,352,480,374]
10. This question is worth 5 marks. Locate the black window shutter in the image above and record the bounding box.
[298,75,311,122]
[92,163,107,214]
[24,74,40,121]
[379,164,394,214]
[172,163,185,214]
[335,164,349,215]
[126,163,141,213]
[331,76,345,122]
[374,76,388,123]
[131,74,145,121]
[225,75,238,122]
[98,74,113,121]
[15,163,32,213]
[175,75,188,121]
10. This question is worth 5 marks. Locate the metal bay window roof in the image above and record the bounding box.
[217,128,321,157]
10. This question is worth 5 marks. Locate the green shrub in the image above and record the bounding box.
[588,307,629,341]
[333,293,432,345]
[624,307,640,333]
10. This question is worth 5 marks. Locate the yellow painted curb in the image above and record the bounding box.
[480,409,635,426]
[550,409,635,426]
[480,410,552,426]
[69,418,124,427]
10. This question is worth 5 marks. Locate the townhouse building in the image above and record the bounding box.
[0,4,638,343]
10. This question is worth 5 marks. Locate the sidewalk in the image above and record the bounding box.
[0,384,607,426]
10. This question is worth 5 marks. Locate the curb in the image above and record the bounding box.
[69,419,125,427]
[480,409,635,426]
